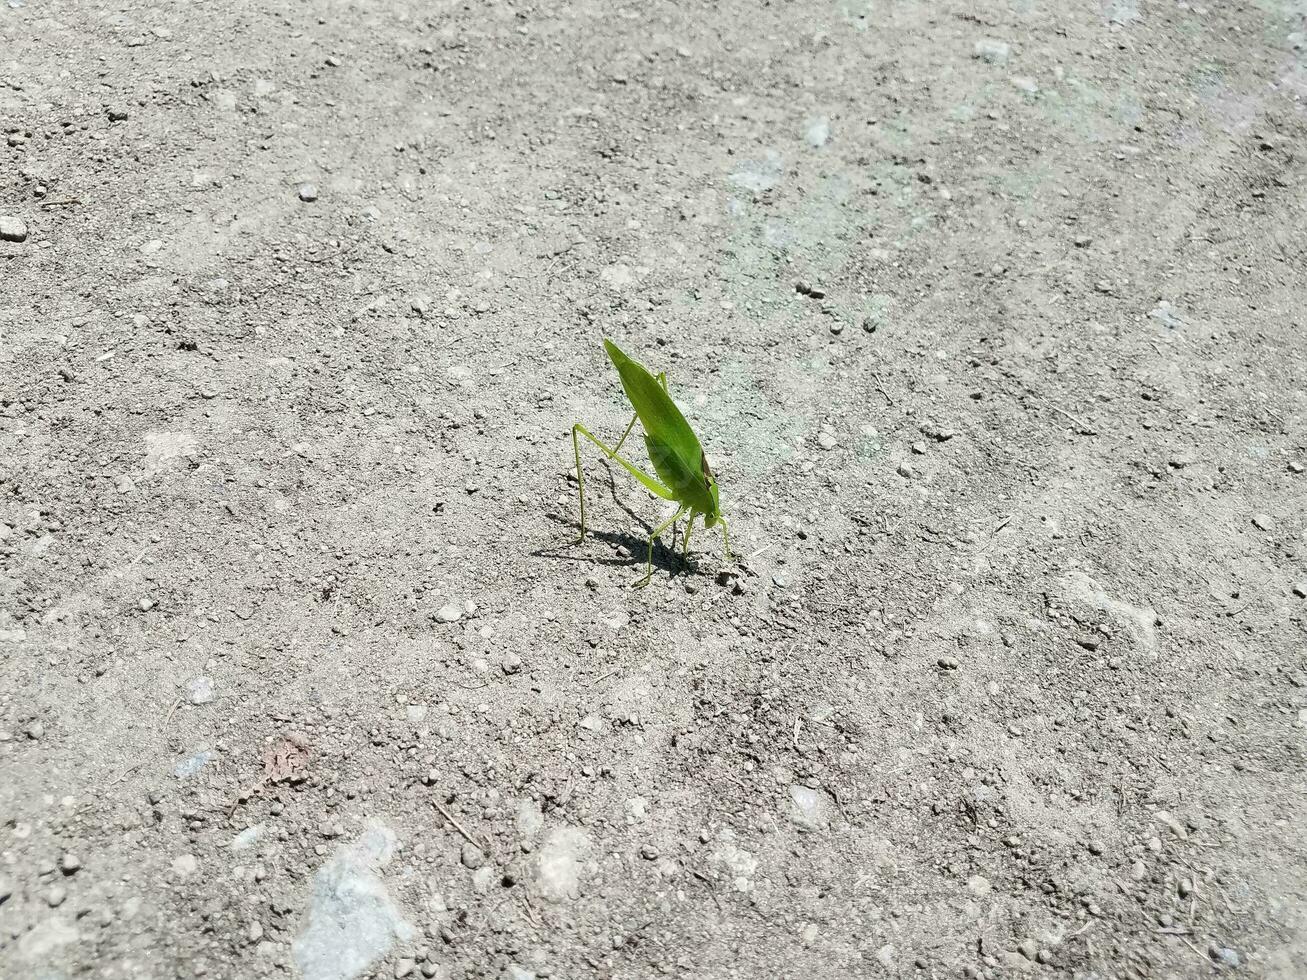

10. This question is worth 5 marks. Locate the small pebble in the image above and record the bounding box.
[46,885,67,907]
[973,39,1010,64]
[460,843,486,869]
[0,876,12,904]
[639,843,660,860]
[1251,513,1274,531]
[1017,940,1037,961]
[1208,944,1241,968]
[1087,839,1105,856]
[897,461,914,478]
[298,183,319,203]
[1292,583,1306,599]
[435,603,461,623]
[0,216,29,243]
[1289,461,1303,473]
[395,958,417,978]
[24,720,44,740]
[911,441,927,455]
[60,853,82,875]
[247,921,264,943]
[816,432,837,451]
[107,106,129,121]
[1178,877,1194,898]
[501,653,522,675]
[186,676,215,705]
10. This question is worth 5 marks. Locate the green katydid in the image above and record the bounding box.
[572,338,732,587]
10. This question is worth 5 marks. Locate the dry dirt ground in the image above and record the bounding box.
[3,1,1307,978]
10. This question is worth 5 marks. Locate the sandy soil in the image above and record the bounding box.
[2,1,1306,978]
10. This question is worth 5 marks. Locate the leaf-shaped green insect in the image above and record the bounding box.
[572,338,732,586]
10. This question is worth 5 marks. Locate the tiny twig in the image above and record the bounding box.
[520,893,543,927]
[871,371,894,405]
[40,197,83,208]
[1048,404,1097,435]
[432,798,486,849]
[829,786,850,824]
[110,762,143,785]
[160,698,182,732]
[688,867,723,911]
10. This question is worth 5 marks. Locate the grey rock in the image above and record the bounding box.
[1293,583,1307,599]
[395,958,416,978]
[60,853,82,875]
[107,106,129,121]
[1208,943,1241,968]
[501,653,522,675]
[435,603,461,623]
[1087,839,1105,856]
[973,39,1010,64]
[293,823,416,980]
[186,675,215,705]
[15,917,80,961]
[24,719,44,740]
[0,875,13,904]
[45,885,67,907]
[0,216,29,242]
[460,843,486,869]
[1251,513,1274,531]
[298,183,320,203]
[920,422,957,441]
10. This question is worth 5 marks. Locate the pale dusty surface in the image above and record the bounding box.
[2,1,1307,979]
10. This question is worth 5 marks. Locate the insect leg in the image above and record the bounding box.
[613,412,639,454]
[681,510,696,563]
[572,425,588,543]
[573,425,676,503]
[614,373,665,452]
[635,504,687,588]
[716,515,733,563]
[572,424,678,547]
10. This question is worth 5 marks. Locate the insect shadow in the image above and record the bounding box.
[532,462,693,576]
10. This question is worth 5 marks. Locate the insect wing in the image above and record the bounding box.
[602,339,705,480]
